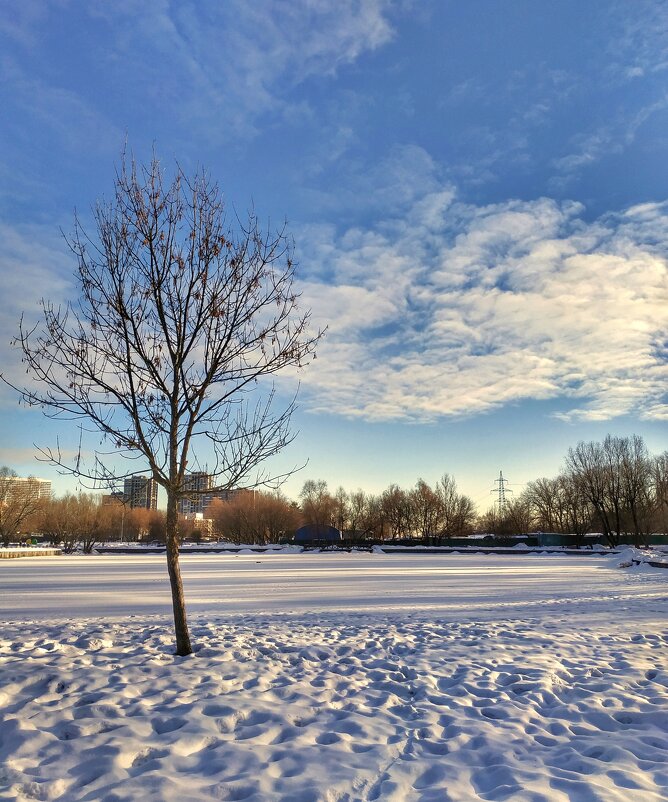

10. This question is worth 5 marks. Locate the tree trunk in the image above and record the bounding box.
[165,490,192,656]
[596,503,615,546]
[629,501,642,547]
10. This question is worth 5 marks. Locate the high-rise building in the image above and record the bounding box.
[177,472,237,515]
[177,472,212,515]
[0,476,51,502]
[123,476,158,510]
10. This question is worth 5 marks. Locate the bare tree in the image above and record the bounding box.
[476,499,529,537]
[602,435,625,542]
[475,506,501,535]
[410,479,441,541]
[523,477,562,532]
[618,434,653,545]
[122,507,166,543]
[76,493,108,554]
[299,479,335,530]
[566,441,616,544]
[257,491,300,543]
[436,474,476,538]
[37,492,104,553]
[503,497,533,535]
[566,435,656,546]
[381,484,411,539]
[557,473,593,545]
[209,489,299,543]
[5,156,320,655]
[347,489,368,537]
[654,452,668,533]
[208,493,254,543]
[332,486,350,534]
[37,494,78,551]
[0,468,43,546]
[361,493,386,539]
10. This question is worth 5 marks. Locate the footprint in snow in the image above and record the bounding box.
[152,716,188,734]
[131,747,169,768]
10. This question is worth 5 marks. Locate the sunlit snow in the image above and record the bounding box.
[1,553,666,801]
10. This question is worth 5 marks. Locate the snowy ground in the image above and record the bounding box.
[1,553,667,801]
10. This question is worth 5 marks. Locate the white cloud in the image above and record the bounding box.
[0,223,73,401]
[552,96,668,181]
[0,0,53,47]
[294,191,668,423]
[610,1,668,80]
[86,0,396,138]
[0,58,121,157]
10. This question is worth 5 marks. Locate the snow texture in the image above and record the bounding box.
[0,553,666,801]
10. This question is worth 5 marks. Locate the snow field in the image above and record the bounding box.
[0,554,667,801]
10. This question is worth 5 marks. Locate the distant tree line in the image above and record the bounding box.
[478,435,668,547]
[3,434,667,550]
[207,491,301,544]
[298,474,476,541]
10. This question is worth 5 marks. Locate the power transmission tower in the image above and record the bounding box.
[491,471,512,513]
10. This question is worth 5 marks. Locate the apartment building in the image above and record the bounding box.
[1,476,52,502]
[123,476,158,510]
[177,472,237,515]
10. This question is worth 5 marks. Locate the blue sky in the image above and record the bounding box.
[1,0,667,509]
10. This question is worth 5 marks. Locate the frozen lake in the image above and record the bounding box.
[1,551,666,624]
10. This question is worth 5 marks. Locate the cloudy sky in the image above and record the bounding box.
[1,0,667,507]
